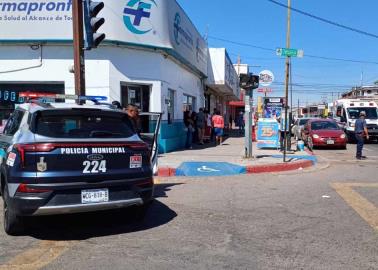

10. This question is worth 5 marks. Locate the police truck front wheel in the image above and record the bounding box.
[3,186,24,236]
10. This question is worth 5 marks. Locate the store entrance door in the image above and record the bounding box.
[121,84,150,112]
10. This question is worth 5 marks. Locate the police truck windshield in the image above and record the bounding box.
[347,108,378,120]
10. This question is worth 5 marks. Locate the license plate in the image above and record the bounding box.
[130,155,142,168]
[327,140,334,145]
[81,189,109,204]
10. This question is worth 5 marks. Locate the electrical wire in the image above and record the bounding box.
[267,0,378,40]
[208,35,378,65]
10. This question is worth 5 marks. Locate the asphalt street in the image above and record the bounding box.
[0,144,377,270]
[311,141,378,164]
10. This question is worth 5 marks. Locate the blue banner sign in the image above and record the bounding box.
[257,118,279,149]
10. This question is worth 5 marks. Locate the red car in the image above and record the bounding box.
[301,119,347,150]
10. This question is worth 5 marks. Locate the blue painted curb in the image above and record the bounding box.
[270,155,318,164]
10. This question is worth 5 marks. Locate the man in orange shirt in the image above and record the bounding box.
[212,110,225,146]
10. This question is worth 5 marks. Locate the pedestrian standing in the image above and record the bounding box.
[212,110,225,146]
[355,111,369,160]
[196,108,206,144]
[111,101,122,109]
[205,110,212,143]
[237,111,245,135]
[210,108,217,142]
[125,104,141,134]
[184,110,194,149]
[191,111,198,144]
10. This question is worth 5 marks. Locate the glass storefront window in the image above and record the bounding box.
[183,94,196,112]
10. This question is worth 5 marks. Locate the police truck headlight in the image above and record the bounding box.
[349,122,355,127]
[313,134,320,139]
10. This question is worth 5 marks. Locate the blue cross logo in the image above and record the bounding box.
[123,0,157,34]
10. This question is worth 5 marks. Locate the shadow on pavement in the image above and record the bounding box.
[26,185,181,241]
[154,183,184,198]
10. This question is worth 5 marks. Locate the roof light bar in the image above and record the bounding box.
[19,92,107,101]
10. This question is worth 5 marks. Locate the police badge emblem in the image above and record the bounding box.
[37,157,47,172]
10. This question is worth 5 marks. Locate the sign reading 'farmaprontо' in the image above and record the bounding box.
[0,1,72,16]
[0,0,207,75]
[0,0,73,39]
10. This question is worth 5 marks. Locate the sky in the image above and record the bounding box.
[177,0,378,106]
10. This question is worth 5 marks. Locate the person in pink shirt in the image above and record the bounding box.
[212,110,225,146]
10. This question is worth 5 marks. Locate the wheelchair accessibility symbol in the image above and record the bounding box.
[197,166,221,173]
[176,162,246,176]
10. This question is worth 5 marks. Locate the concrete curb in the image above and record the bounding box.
[246,159,313,174]
[158,159,314,177]
[158,167,176,177]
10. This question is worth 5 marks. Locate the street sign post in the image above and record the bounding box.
[276,48,304,58]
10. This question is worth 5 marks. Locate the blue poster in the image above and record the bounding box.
[257,119,279,149]
[263,97,284,119]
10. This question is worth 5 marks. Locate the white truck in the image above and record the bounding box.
[333,99,378,142]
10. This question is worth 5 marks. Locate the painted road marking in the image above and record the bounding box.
[331,182,378,232]
[0,240,75,270]
[176,162,246,176]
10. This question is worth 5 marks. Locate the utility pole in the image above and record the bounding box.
[283,0,291,162]
[72,0,86,99]
[297,98,299,117]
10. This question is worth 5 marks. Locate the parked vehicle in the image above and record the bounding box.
[333,99,378,142]
[0,93,161,235]
[292,118,315,140]
[302,119,347,150]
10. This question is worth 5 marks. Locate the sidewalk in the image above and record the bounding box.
[157,135,317,177]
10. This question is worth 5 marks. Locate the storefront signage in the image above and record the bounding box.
[169,8,207,74]
[0,0,207,76]
[259,70,274,87]
[257,88,272,93]
[0,91,23,103]
[257,119,279,149]
[123,0,157,35]
[263,97,284,119]
[224,53,237,91]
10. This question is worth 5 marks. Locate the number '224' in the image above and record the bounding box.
[83,160,106,173]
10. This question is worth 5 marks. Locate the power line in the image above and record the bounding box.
[208,36,378,65]
[208,36,274,52]
[267,0,378,40]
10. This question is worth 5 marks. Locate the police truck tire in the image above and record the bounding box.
[3,186,24,236]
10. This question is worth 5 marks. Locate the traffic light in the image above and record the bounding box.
[239,73,259,89]
[83,0,106,50]
[250,75,260,89]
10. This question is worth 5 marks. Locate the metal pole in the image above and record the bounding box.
[283,0,291,162]
[244,89,253,158]
[288,57,293,150]
[72,0,86,100]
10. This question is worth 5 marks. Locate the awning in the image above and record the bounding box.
[229,101,244,107]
